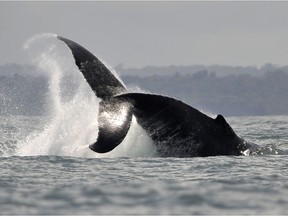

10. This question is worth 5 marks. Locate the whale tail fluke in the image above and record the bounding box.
[57,36,126,99]
[58,36,132,153]
[89,98,133,153]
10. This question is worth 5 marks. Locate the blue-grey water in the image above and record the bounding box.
[1,115,288,215]
[1,34,288,215]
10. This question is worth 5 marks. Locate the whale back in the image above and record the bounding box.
[115,93,243,157]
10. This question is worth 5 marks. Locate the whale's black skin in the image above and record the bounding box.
[57,36,126,99]
[58,36,256,157]
[115,93,252,157]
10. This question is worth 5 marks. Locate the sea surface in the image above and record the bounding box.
[0,115,288,215]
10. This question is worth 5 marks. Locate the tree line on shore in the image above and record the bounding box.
[1,63,288,116]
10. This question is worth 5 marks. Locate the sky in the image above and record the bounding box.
[1,1,288,69]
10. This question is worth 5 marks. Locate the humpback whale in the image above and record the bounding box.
[57,36,257,157]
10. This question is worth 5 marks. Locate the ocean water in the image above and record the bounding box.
[1,34,288,215]
[1,115,288,215]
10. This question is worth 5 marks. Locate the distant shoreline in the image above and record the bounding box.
[1,63,288,116]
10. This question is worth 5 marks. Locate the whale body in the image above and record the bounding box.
[58,36,256,157]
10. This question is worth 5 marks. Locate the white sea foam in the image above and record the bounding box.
[22,33,57,50]
[16,33,155,158]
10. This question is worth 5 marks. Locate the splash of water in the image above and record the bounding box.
[15,33,155,158]
[23,33,57,50]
